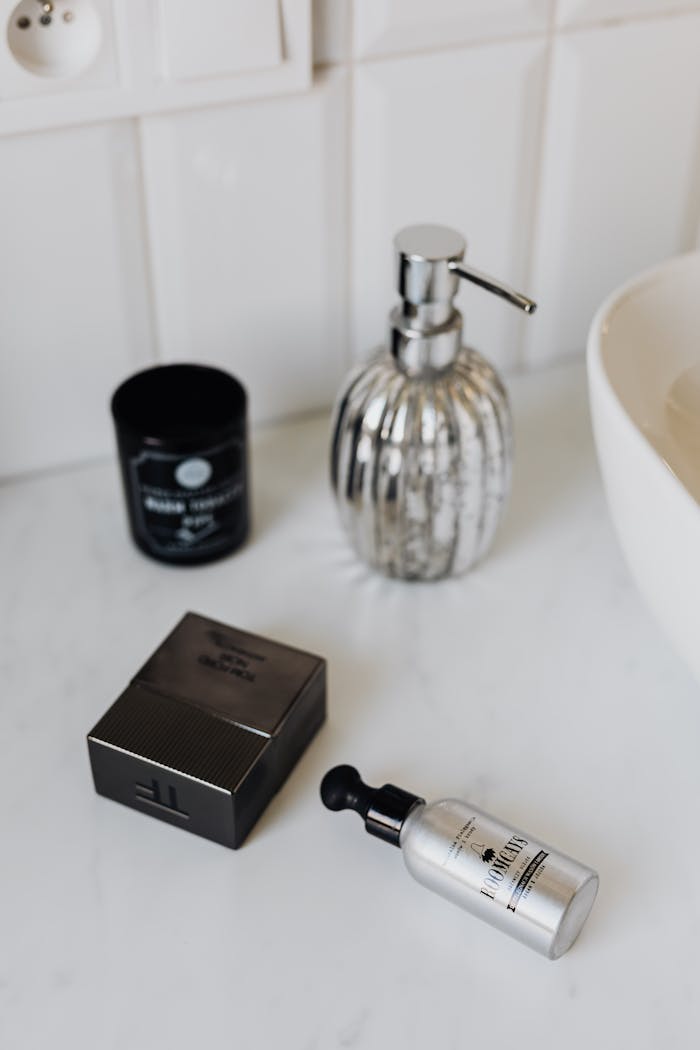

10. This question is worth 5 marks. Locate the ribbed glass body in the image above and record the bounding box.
[330,347,512,580]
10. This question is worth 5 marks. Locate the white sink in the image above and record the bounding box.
[587,252,700,684]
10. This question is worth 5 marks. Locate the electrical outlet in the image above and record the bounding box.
[0,0,312,134]
[0,0,118,98]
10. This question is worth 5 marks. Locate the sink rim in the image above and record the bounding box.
[587,250,700,518]
[586,250,700,686]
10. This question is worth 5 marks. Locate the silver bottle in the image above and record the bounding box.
[321,766,598,960]
[331,225,536,580]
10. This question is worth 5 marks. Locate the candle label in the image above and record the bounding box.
[128,437,246,558]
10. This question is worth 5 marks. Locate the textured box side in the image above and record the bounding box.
[88,738,239,847]
[87,683,269,848]
[273,660,326,784]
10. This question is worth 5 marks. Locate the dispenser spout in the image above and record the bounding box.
[449,262,537,314]
[393,224,537,315]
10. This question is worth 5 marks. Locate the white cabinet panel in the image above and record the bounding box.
[140,70,348,424]
[0,120,153,478]
[557,0,700,26]
[524,15,700,367]
[354,0,552,59]
[352,40,547,374]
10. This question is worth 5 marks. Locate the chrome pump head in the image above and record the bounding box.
[390,224,536,372]
[394,224,537,314]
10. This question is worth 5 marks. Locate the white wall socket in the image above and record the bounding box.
[0,0,311,135]
[1,0,118,99]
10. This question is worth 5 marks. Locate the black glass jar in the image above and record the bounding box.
[111,363,248,565]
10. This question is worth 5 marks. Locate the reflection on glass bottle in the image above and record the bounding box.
[330,225,536,581]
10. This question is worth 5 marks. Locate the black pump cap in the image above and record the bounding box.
[320,765,423,847]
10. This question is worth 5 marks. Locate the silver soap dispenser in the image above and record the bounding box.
[330,224,536,580]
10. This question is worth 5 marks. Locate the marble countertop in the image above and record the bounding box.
[2,361,699,1049]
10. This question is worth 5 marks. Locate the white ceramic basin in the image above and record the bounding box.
[587,252,700,684]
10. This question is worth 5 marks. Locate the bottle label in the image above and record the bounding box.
[128,437,245,558]
[443,814,548,914]
[405,801,596,956]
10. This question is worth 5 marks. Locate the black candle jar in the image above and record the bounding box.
[111,363,249,565]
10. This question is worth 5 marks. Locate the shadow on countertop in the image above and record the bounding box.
[495,361,601,557]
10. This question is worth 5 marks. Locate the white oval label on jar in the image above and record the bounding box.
[175,457,212,490]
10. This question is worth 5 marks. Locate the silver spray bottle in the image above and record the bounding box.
[321,766,598,960]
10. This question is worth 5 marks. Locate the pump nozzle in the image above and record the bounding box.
[449,262,536,314]
[394,224,536,313]
[320,764,423,846]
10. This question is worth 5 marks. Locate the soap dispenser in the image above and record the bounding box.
[330,225,536,580]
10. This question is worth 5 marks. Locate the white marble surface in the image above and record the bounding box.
[1,361,699,1049]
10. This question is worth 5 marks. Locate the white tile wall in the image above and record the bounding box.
[159,0,282,82]
[524,12,700,366]
[2,0,700,478]
[353,0,553,59]
[140,70,348,424]
[0,120,153,477]
[556,0,700,26]
[352,39,548,373]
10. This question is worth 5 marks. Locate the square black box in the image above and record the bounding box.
[87,612,326,848]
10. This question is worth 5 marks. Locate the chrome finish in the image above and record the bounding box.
[401,800,598,959]
[388,306,463,374]
[330,347,512,580]
[449,262,537,314]
[330,223,535,580]
[394,224,537,314]
[395,225,465,305]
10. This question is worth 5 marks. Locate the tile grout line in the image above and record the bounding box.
[0,407,336,489]
[313,3,700,73]
[681,113,700,252]
[514,3,557,373]
[342,0,356,372]
[134,116,164,364]
[0,452,115,489]
[317,28,547,71]
[556,3,700,34]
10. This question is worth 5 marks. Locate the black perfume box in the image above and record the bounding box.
[87,612,326,848]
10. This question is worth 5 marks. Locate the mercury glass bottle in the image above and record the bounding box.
[330,225,537,580]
